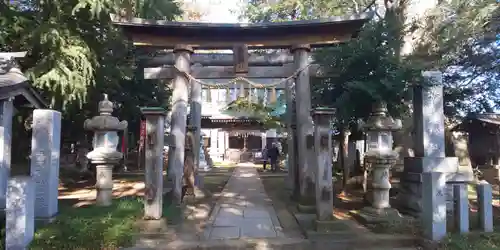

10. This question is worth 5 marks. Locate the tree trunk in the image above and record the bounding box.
[183,150,196,193]
[340,128,351,189]
[183,131,205,198]
[183,131,196,192]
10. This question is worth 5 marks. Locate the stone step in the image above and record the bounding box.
[310,240,419,250]
[126,237,310,250]
[356,248,418,250]
[127,234,418,250]
[305,230,360,241]
[292,212,417,249]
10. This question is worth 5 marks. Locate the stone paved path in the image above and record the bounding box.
[203,165,285,240]
[126,164,418,249]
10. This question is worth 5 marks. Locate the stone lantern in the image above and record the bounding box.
[84,94,127,206]
[311,107,336,231]
[356,102,402,222]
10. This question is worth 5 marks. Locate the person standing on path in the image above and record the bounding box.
[262,145,269,170]
[267,142,280,172]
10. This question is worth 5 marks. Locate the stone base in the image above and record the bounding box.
[396,156,473,216]
[314,219,351,232]
[351,207,402,224]
[136,217,169,233]
[297,203,315,214]
[35,216,57,226]
[294,213,355,240]
[292,212,417,248]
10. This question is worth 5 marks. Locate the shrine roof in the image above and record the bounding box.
[0,53,46,108]
[454,113,500,131]
[198,115,266,129]
[111,12,373,49]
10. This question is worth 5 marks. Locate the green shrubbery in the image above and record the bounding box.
[30,198,142,250]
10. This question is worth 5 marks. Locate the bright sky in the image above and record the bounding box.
[184,0,244,23]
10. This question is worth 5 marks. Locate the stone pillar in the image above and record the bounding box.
[224,132,229,151]
[453,184,469,233]
[6,176,35,249]
[261,132,267,149]
[198,135,210,171]
[30,109,61,219]
[422,172,447,241]
[95,164,113,206]
[190,63,202,170]
[476,181,493,232]
[210,129,217,153]
[290,96,300,200]
[398,71,473,216]
[0,98,13,209]
[165,111,175,181]
[311,108,336,231]
[190,77,201,169]
[285,79,296,190]
[218,131,225,156]
[141,108,166,220]
[169,45,193,203]
[292,44,315,212]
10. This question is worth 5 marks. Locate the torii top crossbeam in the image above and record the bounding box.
[111,13,373,49]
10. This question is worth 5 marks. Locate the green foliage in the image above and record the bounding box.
[134,0,182,20]
[243,0,499,123]
[1,0,180,148]
[244,0,419,126]
[313,21,422,124]
[441,231,500,250]
[410,0,499,117]
[29,198,143,249]
[223,97,283,129]
[244,0,371,22]
[0,0,180,108]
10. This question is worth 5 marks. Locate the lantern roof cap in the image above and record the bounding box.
[363,102,402,131]
[84,94,128,131]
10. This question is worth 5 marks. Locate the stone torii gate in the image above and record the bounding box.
[111,13,373,207]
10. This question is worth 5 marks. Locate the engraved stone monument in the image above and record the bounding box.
[6,176,35,249]
[141,107,166,220]
[30,109,61,219]
[84,94,127,206]
[397,71,473,216]
[311,107,337,231]
[0,98,13,210]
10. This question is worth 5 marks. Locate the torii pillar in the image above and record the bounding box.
[292,44,316,212]
[169,45,193,204]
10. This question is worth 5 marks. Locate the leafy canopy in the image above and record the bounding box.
[0,0,181,108]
